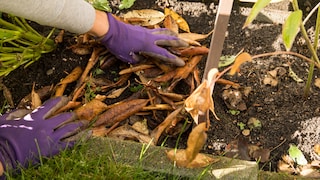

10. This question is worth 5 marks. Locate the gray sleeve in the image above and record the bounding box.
[0,0,96,34]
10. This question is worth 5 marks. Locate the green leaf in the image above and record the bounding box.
[130,84,143,93]
[119,0,136,10]
[229,109,240,115]
[219,55,236,68]
[86,0,111,12]
[288,66,303,83]
[288,144,308,165]
[243,0,271,28]
[237,122,246,130]
[282,10,302,51]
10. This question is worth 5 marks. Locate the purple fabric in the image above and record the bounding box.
[101,13,188,66]
[0,97,84,173]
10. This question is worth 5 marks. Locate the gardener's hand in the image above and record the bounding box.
[0,96,86,175]
[101,13,188,66]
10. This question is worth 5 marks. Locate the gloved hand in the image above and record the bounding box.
[101,13,189,66]
[0,96,85,174]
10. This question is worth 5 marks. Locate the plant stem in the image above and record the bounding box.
[0,15,56,76]
[291,0,319,64]
[292,0,320,97]
[304,6,320,97]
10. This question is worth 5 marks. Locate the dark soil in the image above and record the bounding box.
[1,0,319,173]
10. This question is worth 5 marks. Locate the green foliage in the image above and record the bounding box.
[243,0,271,28]
[85,82,97,102]
[288,144,307,165]
[8,140,181,179]
[0,15,56,77]
[86,0,136,11]
[119,0,136,10]
[237,122,246,130]
[130,84,143,92]
[85,0,111,12]
[282,10,302,51]
[245,0,320,97]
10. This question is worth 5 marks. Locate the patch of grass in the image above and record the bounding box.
[7,139,183,180]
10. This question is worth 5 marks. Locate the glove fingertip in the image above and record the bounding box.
[140,51,185,66]
[42,96,70,119]
[174,58,186,66]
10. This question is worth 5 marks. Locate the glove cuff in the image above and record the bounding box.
[100,13,120,44]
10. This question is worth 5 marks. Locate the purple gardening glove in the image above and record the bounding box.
[0,96,85,174]
[101,13,189,66]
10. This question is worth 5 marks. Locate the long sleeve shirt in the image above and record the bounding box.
[0,0,96,34]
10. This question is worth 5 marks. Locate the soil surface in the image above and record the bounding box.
[1,0,319,173]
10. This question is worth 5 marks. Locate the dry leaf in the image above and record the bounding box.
[106,81,130,99]
[58,66,83,85]
[166,149,188,167]
[222,87,248,111]
[186,153,218,168]
[178,29,214,42]
[310,160,320,168]
[92,126,109,137]
[251,148,271,163]
[298,164,320,178]
[153,70,176,82]
[55,66,83,96]
[71,46,93,55]
[75,99,108,121]
[185,68,219,124]
[154,55,202,83]
[178,37,201,46]
[314,144,320,155]
[0,83,14,107]
[93,99,149,127]
[158,92,185,101]
[55,101,82,114]
[17,85,54,109]
[143,104,174,111]
[55,83,68,97]
[185,81,211,124]
[123,9,165,26]
[229,52,252,75]
[54,29,65,44]
[216,78,240,88]
[164,8,190,32]
[31,83,42,109]
[263,76,278,86]
[101,73,131,91]
[119,64,155,75]
[108,124,154,144]
[185,123,208,163]
[179,46,209,56]
[174,55,203,80]
[314,78,320,89]
[132,119,149,135]
[163,15,179,34]
[151,107,183,144]
[76,48,104,91]
[278,160,296,174]
[166,149,218,168]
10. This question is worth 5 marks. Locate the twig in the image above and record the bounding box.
[270,138,287,152]
[303,2,320,25]
[252,51,320,69]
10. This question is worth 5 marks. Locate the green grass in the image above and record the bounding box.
[5,139,184,180]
